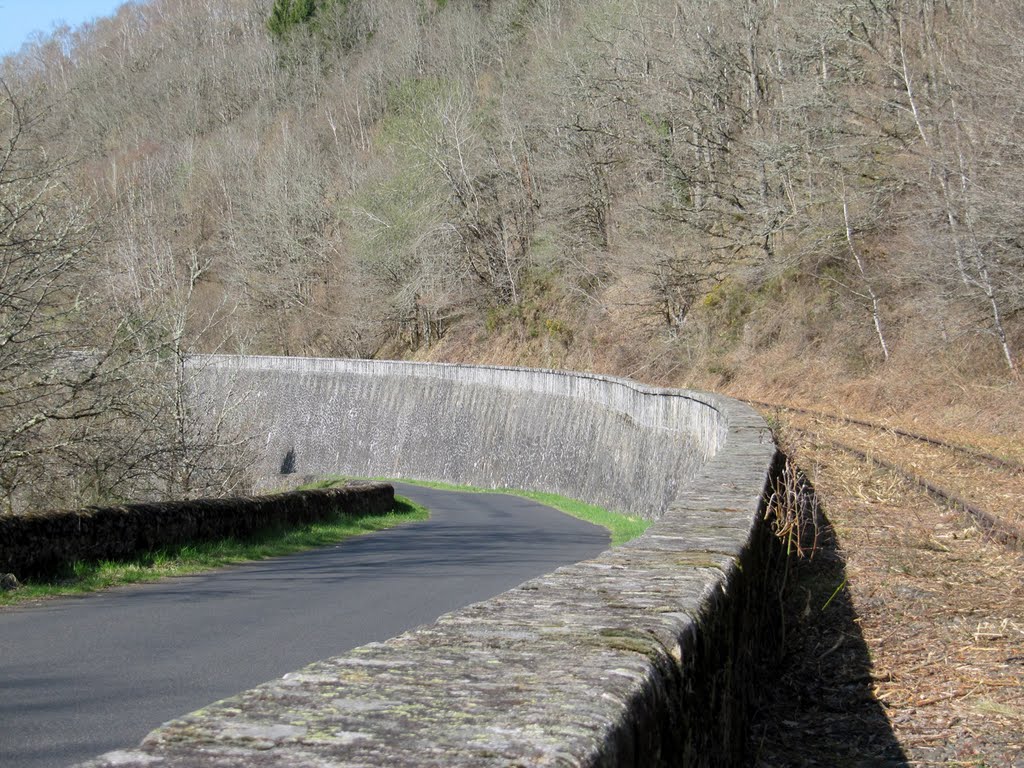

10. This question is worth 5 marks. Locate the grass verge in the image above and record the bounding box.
[310,476,650,546]
[0,493,427,607]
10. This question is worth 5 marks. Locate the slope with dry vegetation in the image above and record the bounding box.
[1,1,1021,760]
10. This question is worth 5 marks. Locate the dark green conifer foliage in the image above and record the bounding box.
[267,0,317,40]
[267,0,362,51]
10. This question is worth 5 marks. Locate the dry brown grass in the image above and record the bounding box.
[783,416,1024,531]
[750,411,1024,767]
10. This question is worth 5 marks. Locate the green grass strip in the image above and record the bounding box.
[0,494,427,607]
[318,476,651,546]
[508,489,650,546]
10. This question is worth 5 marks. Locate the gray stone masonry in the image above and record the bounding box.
[188,356,731,520]
[80,358,780,767]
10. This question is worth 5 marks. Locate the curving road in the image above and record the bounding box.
[0,483,608,768]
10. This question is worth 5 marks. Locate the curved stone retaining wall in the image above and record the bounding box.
[82,357,781,768]
[193,355,732,519]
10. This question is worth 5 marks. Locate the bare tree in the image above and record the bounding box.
[848,0,1023,373]
[0,80,125,512]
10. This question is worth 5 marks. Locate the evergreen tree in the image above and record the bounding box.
[267,0,316,40]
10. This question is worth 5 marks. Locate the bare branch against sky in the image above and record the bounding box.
[0,1,131,57]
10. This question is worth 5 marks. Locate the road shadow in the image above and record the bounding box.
[747,507,910,767]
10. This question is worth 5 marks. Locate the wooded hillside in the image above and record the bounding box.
[2,0,1021,512]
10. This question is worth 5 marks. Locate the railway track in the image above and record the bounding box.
[743,398,1024,474]
[743,399,1023,551]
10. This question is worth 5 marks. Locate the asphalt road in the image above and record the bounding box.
[0,483,608,768]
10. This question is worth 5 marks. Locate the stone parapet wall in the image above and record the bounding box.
[0,483,395,581]
[81,358,780,767]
